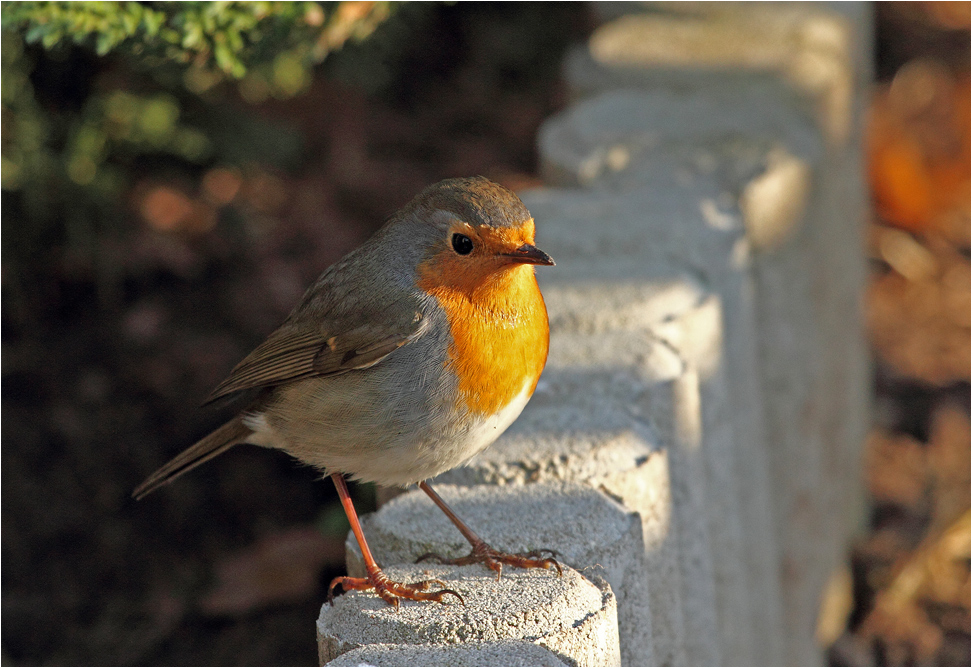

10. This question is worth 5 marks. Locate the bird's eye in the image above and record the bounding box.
[451,233,474,255]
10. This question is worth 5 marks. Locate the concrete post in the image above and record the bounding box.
[346,483,654,666]
[318,564,619,666]
[542,3,872,663]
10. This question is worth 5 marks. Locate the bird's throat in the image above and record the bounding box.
[417,265,549,417]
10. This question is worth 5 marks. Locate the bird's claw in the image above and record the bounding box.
[416,542,562,581]
[328,572,464,608]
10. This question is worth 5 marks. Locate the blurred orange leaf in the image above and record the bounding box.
[870,131,936,231]
[868,68,971,234]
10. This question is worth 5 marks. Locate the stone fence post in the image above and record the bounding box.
[317,3,872,665]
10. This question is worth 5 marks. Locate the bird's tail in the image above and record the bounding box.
[132,418,252,500]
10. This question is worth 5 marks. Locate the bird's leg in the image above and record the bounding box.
[415,480,562,580]
[328,473,463,607]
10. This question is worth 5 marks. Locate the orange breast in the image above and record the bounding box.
[417,264,549,417]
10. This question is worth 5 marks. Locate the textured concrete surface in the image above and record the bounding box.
[346,483,651,666]
[538,2,872,663]
[565,2,861,146]
[540,87,821,199]
[318,564,619,667]
[525,184,755,665]
[531,96,795,666]
[325,640,568,667]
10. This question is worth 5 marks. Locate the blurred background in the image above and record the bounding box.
[1,2,968,665]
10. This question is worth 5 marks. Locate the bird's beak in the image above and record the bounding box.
[502,243,555,266]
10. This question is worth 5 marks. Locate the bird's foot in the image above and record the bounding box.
[416,541,562,581]
[328,570,464,609]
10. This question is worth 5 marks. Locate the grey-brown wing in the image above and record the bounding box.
[204,299,426,404]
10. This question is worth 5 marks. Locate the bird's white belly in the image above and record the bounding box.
[368,382,533,486]
[243,383,534,487]
[450,383,533,467]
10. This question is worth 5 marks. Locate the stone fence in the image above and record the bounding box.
[317,3,872,665]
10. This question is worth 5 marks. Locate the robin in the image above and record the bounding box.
[134,176,560,607]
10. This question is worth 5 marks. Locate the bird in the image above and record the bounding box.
[133,176,560,607]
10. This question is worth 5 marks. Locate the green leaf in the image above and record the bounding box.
[142,10,164,37]
[120,8,138,36]
[95,32,112,56]
[23,24,47,44]
[213,41,245,77]
[40,29,62,49]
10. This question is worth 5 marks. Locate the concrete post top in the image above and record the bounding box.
[344,482,652,665]
[537,88,821,193]
[569,2,868,147]
[318,564,618,667]
[324,640,568,666]
[586,4,853,73]
[358,483,640,567]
